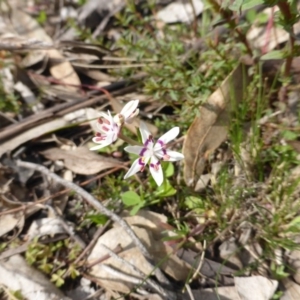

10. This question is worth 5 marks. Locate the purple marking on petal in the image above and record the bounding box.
[157,140,164,146]
[138,157,146,171]
[94,136,106,142]
[150,160,160,171]
[157,139,167,155]
[139,147,147,156]
[138,157,145,166]
[144,135,153,147]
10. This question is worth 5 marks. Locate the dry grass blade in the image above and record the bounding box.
[183,63,249,187]
[0,35,54,50]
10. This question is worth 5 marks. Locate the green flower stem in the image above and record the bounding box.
[119,132,141,146]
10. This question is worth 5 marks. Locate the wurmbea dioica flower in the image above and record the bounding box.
[90,100,139,151]
[124,122,184,186]
[114,99,139,126]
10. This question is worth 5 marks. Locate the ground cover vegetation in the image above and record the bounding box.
[1,0,300,299]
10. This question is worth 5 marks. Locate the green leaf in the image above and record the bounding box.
[164,162,174,178]
[241,0,265,11]
[130,201,145,215]
[185,196,204,209]
[86,214,109,225]
[36,10,47,25]
[121,191,141,206]
[228,0,244,11]
[260,50,286,60]
[287,216,300,230]
[155,180,176,198]
[282,130,298,141]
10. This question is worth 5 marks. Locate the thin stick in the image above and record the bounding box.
[101,244,175,299]
[16,160,171,287]
[0,166,122,216]
[73,220,112,265]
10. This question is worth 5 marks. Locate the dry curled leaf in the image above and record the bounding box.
[41,147,123,175]
[183,63,248,187]
[0,212,24,237]
[0,255,70,300]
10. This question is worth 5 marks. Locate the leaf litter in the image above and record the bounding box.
[1,0,300,299]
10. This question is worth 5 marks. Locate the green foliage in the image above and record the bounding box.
[261,50,287,60]
[0,78,20,113]
[25,238,81,287]
[36,10,47,25]
[121,190,142,206]
[114,2,236,120]
[85,214,109,225]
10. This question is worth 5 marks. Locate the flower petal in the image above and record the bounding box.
[124,158,142,179]
[124,145,144,155]
[90,141,112,151]
[155,127,180,148]
[149,156,164,186]
[139,122,151,144]
[155,150,184,161]
[120,100,139,120]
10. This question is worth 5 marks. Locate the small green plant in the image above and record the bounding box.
[25,238,81,287]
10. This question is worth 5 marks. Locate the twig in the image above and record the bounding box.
[73,220,112,265]
[101,244,175,299]
[48,205,86,249]
[97,264,146,285]
[0,284,20,300]
[277,2,296,101]
[208,0,253,56]
[184,284,195,300]
[189,240,206,283]
[16,160,171,288]
[0,73,145,143]
[0,166,123,216]
[187,0,198,37]
[85,245,123,269]
[277,2,295,79]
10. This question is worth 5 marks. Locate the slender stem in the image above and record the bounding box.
[188,0,198,37]
[207,0,253,56]
[119,131,141,146]
[277,1,295,78]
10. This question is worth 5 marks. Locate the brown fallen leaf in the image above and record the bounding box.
[0,118,72,157]
[281,278,300,300]
[0,255,70,300]
[11,9,81,92]
[234,276,278,300]
[88,222,191,294]
[183,286,241,300]
[41,147,123,175]
[0,212,24,237]
[183,63,248,187]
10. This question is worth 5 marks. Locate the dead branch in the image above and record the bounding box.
[16,160,173,293]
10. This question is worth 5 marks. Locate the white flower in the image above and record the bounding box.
[114,99,139,126]
[90,110,120,150]
[124,122,184,186]
[90,100,139,151]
